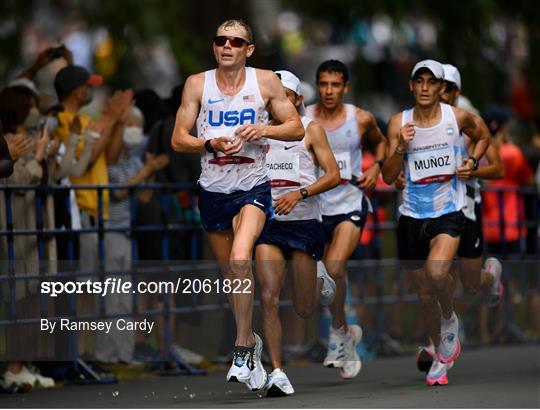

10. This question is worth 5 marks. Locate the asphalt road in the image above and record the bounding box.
[2,345,539,408]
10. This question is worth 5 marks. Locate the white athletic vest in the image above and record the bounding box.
[305,104,368,216]
[197,67,269,194]
[266,116,321,222]
[459,132,482,222]
[399,103,465,219]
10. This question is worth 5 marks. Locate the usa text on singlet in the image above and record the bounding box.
[399,103,466,219]
[305,103,371,216]
[265,116,321,222]
[197,67,269,194]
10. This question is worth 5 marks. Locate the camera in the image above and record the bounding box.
[47,46,64,61]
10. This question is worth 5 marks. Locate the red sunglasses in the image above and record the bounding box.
[213,35,250,47]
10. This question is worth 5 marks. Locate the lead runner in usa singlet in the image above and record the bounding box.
[171,19,304,391]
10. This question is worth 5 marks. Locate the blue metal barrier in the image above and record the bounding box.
[0,182,538,380]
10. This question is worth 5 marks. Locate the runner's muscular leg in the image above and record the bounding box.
[207,229,235,310]
[411,268,442,346]
[229,204,267,346]
[459,256,483,295]
[323,221,361,329]
[459,256,496,295]
[290,250,317,319]
[426,234,460,319]
[255,244,286,370]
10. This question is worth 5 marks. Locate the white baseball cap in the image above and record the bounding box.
[275,70,305,115]
[411,59,445,80]
[275,70,302,96]
[442,64,462,89]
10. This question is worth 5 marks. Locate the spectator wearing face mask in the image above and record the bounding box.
[53,65,133,358]
[53,65,133,258]
[0,86,55,390]
[95,107,168,364]
[0,87,54,261]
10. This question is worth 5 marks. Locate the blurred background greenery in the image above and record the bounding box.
[0,0,537,125]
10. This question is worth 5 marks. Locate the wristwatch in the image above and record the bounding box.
[300,188,309,200]
[468,156,479,171]
[205,139,216,153]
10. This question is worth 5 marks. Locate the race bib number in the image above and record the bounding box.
[407,146,456,184]
[334,152,352,181]
[266,150,300,187]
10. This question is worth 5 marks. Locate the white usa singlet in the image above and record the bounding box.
[266,116,320,222]
[305,104,369,216]
[459,132,482,222]
[399,103,466,219]
[197,67,269,194]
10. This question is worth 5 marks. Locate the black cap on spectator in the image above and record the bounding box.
[482,106,510,135]
[54,65,103,99]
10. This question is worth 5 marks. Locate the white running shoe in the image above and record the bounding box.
[3,366,37,388]
[226,346,252,384]
[426,359,450,386]
[226,333,267,391]
[324,327,346,368]
[417,345,455,373]
[25,365,54,388]
[264,368,295,397]
[317,261,336,306]
[436,313,461,364]
[245,333,267,391]
[339,325,363,379]
[484,257,503,308]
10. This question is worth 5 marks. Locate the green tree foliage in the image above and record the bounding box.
[284,0,539,108]
[0,0,250,86]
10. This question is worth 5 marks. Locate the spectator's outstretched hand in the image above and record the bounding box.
[105,90,134,123]
[19,45,73,80]
[58,45,73,65]
[34,48,53,70]
[5,133,32,161]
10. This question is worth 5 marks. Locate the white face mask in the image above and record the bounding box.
[122,126,143,149]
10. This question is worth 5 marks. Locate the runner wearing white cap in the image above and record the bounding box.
[442,64,504,307]
[382,59,490,386]
[416,63,504,373]
[255,70,340,396]
[171,19,304,391]
[306,60,387,379]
